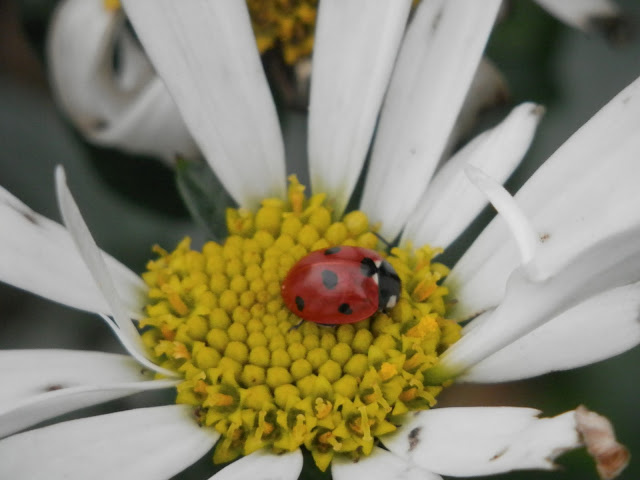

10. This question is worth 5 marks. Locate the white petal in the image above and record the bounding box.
[208,449,302,480]
[534,0,621,32]
[382,407,580,476]
[122,0,286,208]
[464,165,540,267]
[47,0,197,161]
[308,0,412,216]
[55,170,176,379]
[461,281,640,382]
[98,313,180,378]
[449,74,640,318]
[402,103,543,248]
[0,350,150,409]
[0,405,218,480]
[332,447,442,480]
[360,0,502,240]
[91,77,200,162]
[428,227,640,382]
[55,167,143,351]
[0,185,145,317]
[0,350,176,438]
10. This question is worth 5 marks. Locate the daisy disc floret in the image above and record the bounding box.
[140,177,460,470]
[247,0,317,64]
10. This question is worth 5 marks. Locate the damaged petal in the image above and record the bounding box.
[408,426,421,452]
[576,406,630,480]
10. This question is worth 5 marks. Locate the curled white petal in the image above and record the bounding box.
[55,167,142,346]
[47,0,197,161]
[54,167,176,378]
[360,0,502,240]
[449,74,640,318]
[0,185,145,317]
[122,0,286,208]
[0,405,218,480]
[208,449,303,480]
[402,103,543,248]
[382,407,580,476]
[460,281,640,383]
[308,0,412,216]
[464,165,540,269]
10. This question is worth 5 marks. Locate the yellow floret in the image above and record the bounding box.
[141,177,459,471]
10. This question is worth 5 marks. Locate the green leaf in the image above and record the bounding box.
[175,158,237,241]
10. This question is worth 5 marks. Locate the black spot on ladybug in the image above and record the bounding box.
[295,296,305,311]
[324,246,341,255]
[360,257,377,277]
[338,303,353,315]
[321,269,338,290]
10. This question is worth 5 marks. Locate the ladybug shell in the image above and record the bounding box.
[281,246,384,325]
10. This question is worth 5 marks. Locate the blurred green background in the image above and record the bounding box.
[0,0,639,479]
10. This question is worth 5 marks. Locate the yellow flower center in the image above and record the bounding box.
[103,0,121,12]
[140,176,460,471]
[247,0,317,64]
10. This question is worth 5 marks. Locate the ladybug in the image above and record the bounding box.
[281,246,401,325]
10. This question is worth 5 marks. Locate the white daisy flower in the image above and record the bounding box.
[45,0,631,162]
[0,1,637,479]
[46,0,198,162]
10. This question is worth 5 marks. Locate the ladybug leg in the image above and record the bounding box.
[288,318,305,331]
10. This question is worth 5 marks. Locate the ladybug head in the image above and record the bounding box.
[376,259,401,311]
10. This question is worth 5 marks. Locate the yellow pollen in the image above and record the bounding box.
[412,279,438,302]
[165,291,189,316]
[318,431,342,450]
[287,175,306,214]
[193,379,208,395]
[210,393,234,408]
[292,414,307,442]
[379,362,398,381]
[160,324,175,341]
[103,0,120,11]
[315,398,333,419]
[399,388,418,403]
[140,178,460,470]
[172,343,191,360]
[247,0,317,64]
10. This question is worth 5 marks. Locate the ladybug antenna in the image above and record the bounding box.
[373,231,393,251]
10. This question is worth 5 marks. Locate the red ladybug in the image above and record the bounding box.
[281,246,401,325]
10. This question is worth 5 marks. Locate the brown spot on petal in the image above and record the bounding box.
[576,405,630,480]
[540,233,550,242]
[22,212,38,225]
[490,448,507,461]
[46,385,63,391]
[408,427,421,451]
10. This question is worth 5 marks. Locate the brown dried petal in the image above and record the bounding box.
[575,405,630,480]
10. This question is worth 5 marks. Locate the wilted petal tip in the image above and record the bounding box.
[575,405,630,480]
